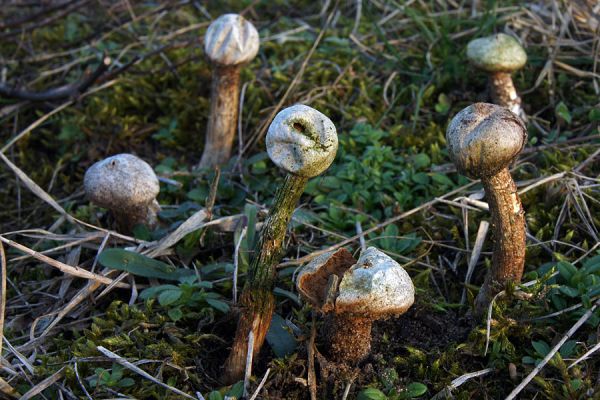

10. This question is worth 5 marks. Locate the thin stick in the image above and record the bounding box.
[19,367,66,400]
[505,301,600,400]
[0,242,5,358]
[307,314,317,400]
[248,368,270,400]
[461,221,489,305]
[233,227,247,304]
[355,220,366,252]
[568,341,600,369]
[0,236,128,288]
[96,346,195,399]
[243,330,255,398]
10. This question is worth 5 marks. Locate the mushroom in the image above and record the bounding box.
[84,153,160,233]
[297,247,415,364]
[198,13,259,169]
[223,104,338,383]
[467,33,527,120]
[446,103,527,314]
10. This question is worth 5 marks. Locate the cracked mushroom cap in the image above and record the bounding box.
[84,154,159,210]
[266,104,338,178]
[335,247,415,318]
[467,33,527,73]
[296,247,415,318]
[204,14,259,66]
[446,103,527,179]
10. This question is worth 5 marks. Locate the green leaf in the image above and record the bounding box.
[158,289,182,306]
[205,298,230,313]
[532,340,551,357]
[588,108,600,122]
[266,313,297,358]
[139,284,180,300]
[558,285,579,298]
[405,382,428,397]
[274,287,301,306]
[357,388,387,400]
[226,381,244,398]
[555,102,572,124]
[168,307,183,321]
[118,378,135,388]
[411,153,431,169]
[430,173,454,187]
[207,391,223,400]
[556,261,577,282]
[98,249,194,281]
[559,340,577,358]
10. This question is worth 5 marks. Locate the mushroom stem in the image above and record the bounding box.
[223,174,308,384]
[199,65,241,169]
[327,314,372,364]
[489,72,524,120]
[115,199,160,233]
[475,167,526,314]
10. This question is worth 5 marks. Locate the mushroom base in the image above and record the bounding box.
[113,199,160,233]
[198,65,241,169]
[475,168,526,315]
[326,314,373,364]
[489,72,525,120]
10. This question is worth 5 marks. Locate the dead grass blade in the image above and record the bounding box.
[19,366,65,400]
[0,236,129,288]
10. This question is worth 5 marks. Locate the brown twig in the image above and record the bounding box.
[0,0,80,30]
[0,56,111,101]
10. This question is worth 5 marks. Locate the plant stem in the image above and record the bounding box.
[199,65,241,169]
[475,167,526,315]
[223,174,308,384]
[489,72,524,119]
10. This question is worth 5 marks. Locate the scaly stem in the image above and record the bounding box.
[474,168,526,315]
[327,314,373,364]
[489,72,525,121]
[198,65,241,169]
[223,174,308,384]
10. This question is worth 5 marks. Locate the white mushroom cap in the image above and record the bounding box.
[467,33,527,73]
[335,247,415,318]
[204,14,259,66]
[84,154,159,211]
[446,103,527,179]
[266,104,338,178]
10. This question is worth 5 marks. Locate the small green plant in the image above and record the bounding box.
[140,275,230,321]
[87,364,134,389]
[357,382,428,400]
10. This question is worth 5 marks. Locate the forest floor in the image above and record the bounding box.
[1,1,599,399]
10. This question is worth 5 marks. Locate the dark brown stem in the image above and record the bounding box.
[327,314,373,364]
[113,200,159,233]
[223,174,308,384]
[198,65,241,169]
[474,167,526,315]
[489,72,525,120]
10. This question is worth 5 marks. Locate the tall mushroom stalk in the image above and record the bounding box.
[446,103,527,315]
[198,14,259,169]
[84,153,160,233]
[223,104,338,383]
[467,33,527,120]
[297,247,415,364]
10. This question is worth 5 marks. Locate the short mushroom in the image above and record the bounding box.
[223,104,338,383]
[297,247,415,364]
[446,103,527,315]
[84,153,160,233]
[467,33,527,119]
[198,13,259,169]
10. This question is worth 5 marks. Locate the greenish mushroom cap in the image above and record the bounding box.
[467,33,527,73]
[266,104,338,178]
[446,103,527,179]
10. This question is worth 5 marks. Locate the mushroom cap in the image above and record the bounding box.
[84,154,159,210]
[266,104,338,178]
[296,248,357,308]
[335,247,415,318]
[204,14,259,66]
[467,33,527,73]
[446,103,527,179]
